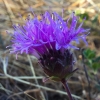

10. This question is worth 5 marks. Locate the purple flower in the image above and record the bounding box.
[11,12,89,56]
[9,11,89,81]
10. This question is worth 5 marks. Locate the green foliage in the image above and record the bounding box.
[92,14,98,24]
[75,10,99,24]
[83,49,96,59]
[91,62,100,71]
[83,49,100,73]
[78,13,89,20]
[75,10,89,21]
[83,49,100,91]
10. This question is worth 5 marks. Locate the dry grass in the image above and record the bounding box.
[0,0,100,100]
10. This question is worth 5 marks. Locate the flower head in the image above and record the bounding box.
[9,11,89,81]
[11,12,89,56]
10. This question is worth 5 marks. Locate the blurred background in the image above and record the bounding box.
[0,0,100,100]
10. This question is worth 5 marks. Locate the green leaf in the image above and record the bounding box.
[77,12,89,20]
[83,49,96,59]
[92,56,100,62]
[91,62,100,71]
[75,10,81,15]
[92,15,98,23]
[84,60,93,68]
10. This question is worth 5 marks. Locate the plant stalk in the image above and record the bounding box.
[61,79,74,100]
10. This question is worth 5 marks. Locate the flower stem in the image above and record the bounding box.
[61,79,74,100]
